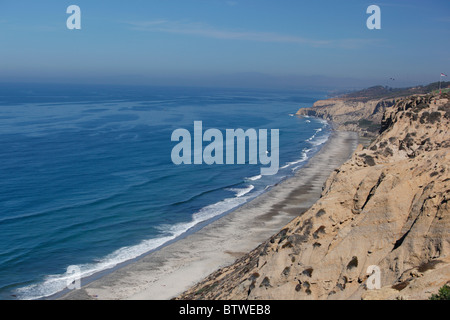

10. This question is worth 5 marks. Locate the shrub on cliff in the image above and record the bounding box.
[438,103,450,119]
[420,111,441,124]
[429,284,450,300]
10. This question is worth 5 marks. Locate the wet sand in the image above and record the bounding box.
[60,130,359,300]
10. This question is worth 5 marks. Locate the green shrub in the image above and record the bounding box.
[429,284,450,300]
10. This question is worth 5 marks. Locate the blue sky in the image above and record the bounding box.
[0,0,449,89]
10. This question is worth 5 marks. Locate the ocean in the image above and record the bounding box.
[0,84,330,300]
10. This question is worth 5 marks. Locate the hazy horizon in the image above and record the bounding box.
[1,0,449,90]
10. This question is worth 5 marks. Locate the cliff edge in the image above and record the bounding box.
[177,91,450,300]
[296,97,394,137]
[297,83,450,137]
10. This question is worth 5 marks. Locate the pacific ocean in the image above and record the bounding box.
[0,84,330,299]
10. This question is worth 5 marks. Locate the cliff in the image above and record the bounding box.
[177,92,450,300]
[296,82,450,137]
[296,97,395,136]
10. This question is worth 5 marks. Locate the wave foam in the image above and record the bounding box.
[15,185,260,300]
[309,134,330,146]
[280,148,312,170]
[15,232,180,300]
[246,174,262,181]
[227,185,255,198]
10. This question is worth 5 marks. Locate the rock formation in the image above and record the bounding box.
[177,92,450,300]
[296,97,395,137]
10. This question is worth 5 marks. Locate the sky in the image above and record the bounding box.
[0,0,449,89]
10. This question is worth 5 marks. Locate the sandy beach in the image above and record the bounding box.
[60,130,359,300]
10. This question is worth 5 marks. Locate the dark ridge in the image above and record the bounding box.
[339,82,450,102]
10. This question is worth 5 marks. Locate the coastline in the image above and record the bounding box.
[60,130,359,300]
[174,92,450,300]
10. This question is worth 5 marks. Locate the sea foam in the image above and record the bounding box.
[15,183,260,300]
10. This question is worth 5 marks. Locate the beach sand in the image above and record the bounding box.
[60,130,359,300]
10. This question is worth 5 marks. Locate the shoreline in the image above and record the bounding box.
[60,130,359,300]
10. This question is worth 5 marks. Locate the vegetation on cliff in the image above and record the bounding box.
[338,82,450,102]
[429,284,450,300]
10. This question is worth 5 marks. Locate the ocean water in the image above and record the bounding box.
[0,84,330,300]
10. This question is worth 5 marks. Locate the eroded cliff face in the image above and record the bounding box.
[297,98,396,136]
[178,94,450,300]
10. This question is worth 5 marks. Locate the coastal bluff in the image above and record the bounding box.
[177,90,450,300]
[296,97,395,137]
[296,83,450,137]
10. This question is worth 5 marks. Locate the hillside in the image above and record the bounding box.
[339,82,450,101]
[177,92,450,300]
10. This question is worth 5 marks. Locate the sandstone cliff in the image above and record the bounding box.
[178,93,450,300]
[296,97,395,137]
[296,82,450,137]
